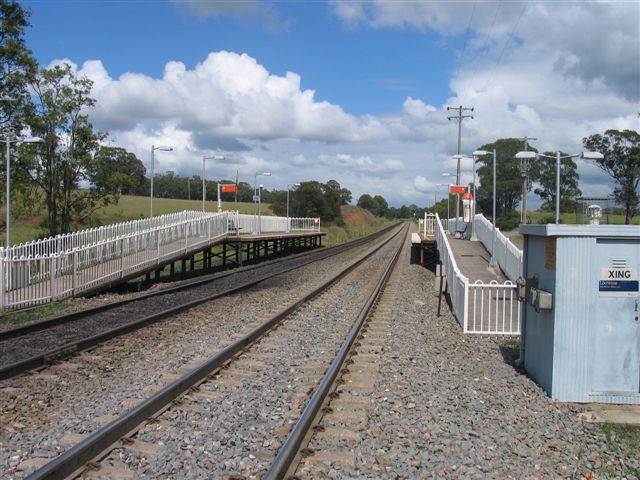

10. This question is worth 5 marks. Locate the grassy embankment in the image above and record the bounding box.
[2,194,396,246]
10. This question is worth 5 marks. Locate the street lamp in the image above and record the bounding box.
[473,149,498,267]
[515,150,603,224]
[150,145,173,218]
[287,183,300,232]
[254,172,271,233]
[202,154,225,213]
[3,135,43,248]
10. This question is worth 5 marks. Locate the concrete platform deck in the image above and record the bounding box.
[448,237,506,283]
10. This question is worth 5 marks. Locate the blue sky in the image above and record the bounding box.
[25,1,455,114]
[22,1,640,207]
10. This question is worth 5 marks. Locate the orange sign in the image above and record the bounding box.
[220,184,237,193]
[449,185,466,194]
[463,192,474,200]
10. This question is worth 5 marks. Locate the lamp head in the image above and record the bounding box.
[441,173,453,177]
[20,136,44,144]
[155,146,173,152]
[515,151,537,159]
[581,151,604,160]
[472,150,488,156]
[262,172,272,177]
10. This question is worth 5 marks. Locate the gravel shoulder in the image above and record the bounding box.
[303,227,639,479]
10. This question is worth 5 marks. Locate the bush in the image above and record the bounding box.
[496,209,520,230]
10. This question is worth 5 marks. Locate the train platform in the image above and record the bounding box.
[447,236,507,283]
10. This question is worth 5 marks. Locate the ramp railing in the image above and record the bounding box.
[1,210,321,313]
[435,213,521,335]
[472,214,523,281]
[434,213,469,329]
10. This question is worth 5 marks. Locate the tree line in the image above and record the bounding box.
[1,0,637,241]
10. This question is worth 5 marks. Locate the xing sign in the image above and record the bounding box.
[599,268,639,297]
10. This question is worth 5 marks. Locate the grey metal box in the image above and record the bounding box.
[519,224,640,403]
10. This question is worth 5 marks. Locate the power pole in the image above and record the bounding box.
[447,105,474,234]
[518,136,537,224]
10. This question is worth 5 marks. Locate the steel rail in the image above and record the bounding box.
[25,225,405,480]
[0,225,399,380]
[264,224,408,479]
[0,224,397,341]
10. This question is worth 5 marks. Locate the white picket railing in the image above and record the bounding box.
[235,214,321,234]
[435,213,520,335]
[0,210,321,312]
[472,214,523,282]
[422,213,438,236]
[434,213,469,328]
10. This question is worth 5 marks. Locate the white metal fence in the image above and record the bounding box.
[235,214,321,234]
[435,213,521,335]
[1,210,321,313]
[435,214,469,328]
[421,213,437,236]
[472,214,523,282]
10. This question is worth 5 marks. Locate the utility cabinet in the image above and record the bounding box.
[519,224,640,403]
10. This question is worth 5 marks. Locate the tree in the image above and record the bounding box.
[532,151,581,212]
[0,0,36,131]
[583,129,640,224]
[357,193,375,212]
[475,138,529,220]
[339,188,352,205]
[89,146,146,195]
[372,195,388,217]
[22,64,111,235]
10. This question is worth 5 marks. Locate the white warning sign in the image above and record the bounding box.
[599,268,639,297]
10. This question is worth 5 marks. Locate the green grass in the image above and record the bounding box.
[1,196,270,245]
[0,301,73,331]
[322,219,397,246]
[595,423,640,477]
[527,210,640,225]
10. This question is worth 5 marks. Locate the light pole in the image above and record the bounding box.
[3,135,43,248]
[287,183,300,232]
[202,154,225,213]
[515,150,604,224]
[150,145,173,218]
[254,172,271,233]
[472,149,498,267]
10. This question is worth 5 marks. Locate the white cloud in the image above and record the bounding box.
[46,1,638,208]
[318,154,404,176]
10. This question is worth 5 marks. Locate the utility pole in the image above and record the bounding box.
[517,136,537,224]
[447,105,473,234]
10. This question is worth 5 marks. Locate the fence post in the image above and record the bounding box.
[157,230,161,265]
[120,238,125,278]
[463,277,469,333]
[185,222,189,254]
[0,257,4,314]
[50,255,56,302]
[72,250,77,295]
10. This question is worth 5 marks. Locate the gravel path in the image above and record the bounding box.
[300,226,639,479]
[0,227,402,478]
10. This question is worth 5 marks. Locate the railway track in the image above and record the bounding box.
[13,224,408,479]
[0,225,397,380]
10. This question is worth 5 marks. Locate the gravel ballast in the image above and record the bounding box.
[0,228,403,478]
[300,226,639,479]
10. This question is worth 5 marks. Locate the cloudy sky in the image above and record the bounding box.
[24,0,640,207]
